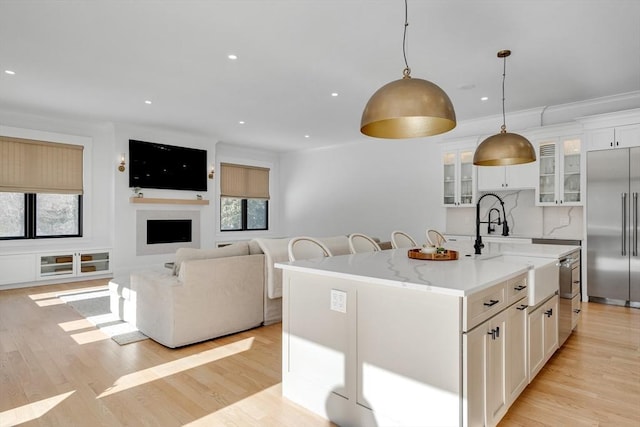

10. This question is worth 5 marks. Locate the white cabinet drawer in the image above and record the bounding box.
[463,282,507,331]
[507,273,529,305]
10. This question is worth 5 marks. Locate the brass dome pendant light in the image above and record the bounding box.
[473,50,536,166]
[360,0,456,139]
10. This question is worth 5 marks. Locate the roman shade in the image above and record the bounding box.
[220,163,270,199]
[0,136,84,194]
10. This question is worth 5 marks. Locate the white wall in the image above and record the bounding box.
[279,138,446,245]
[0,111,222,281]
[112,123,217,277]
[215,143,283,242]
[0,110,114,253]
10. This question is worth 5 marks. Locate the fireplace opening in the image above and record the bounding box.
[147,219,192,244]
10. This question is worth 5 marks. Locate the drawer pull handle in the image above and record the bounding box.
[487,326,501,340]
[516,304,528,311]
[574,309,581,314]
[484,299,499,307]
[514,285,527,291]
[573,280,580,284]
[545,308,553,317]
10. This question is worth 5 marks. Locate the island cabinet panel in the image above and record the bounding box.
[463,309,509,427]
[506,301,529,403]
[284,273,354,417]
[356,283,462,426]
[528,295,559,381]
[282,270,462,427]
[282,268,530,427]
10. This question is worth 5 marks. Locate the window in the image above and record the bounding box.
[0,136,84,240]
[220,198,268,231]
[0,192,82,239]
[220,163,270,232]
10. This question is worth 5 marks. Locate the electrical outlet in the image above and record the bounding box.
[330,289,347,313]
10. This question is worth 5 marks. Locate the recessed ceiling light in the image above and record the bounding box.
[4,70,15,75]
[304,134,310,138]
[238,120,245,125]
[228,54,238,60]
[481,96,489,101]
[144,100,152,104]
[331,92,339,97]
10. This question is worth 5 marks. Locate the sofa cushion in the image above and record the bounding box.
[173,241,249,275]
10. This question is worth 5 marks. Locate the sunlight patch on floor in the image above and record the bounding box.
[70,329,110,344]
[98,337,255,398]
[58,318,95,332]
[0,390,75,427]
[29,285,107,301]
[182,384,281,426]
[35,298,66,307]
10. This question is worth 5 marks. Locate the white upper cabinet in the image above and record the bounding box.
[535,137,582,206]
[588,123,640,150]
[579,108,640,151]
[477,162,537,191]
[442,142,476,207]
[476,132,537,191]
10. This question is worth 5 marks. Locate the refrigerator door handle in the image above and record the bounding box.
[634,192,638,257]
[622,193,627,256]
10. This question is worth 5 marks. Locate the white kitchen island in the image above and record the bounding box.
[276,242,578,427]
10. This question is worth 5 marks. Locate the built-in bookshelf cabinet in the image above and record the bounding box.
[38,249,111,280]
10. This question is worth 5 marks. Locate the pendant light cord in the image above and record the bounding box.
[402,0,410,77]
[501,54,507,132]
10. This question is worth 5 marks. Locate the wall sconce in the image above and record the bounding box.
[208,166,215,179]
[118,153,126,172]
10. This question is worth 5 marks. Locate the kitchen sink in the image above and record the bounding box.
[483,255,559,306]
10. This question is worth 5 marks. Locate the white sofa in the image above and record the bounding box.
[130,242,264,348]
[114,235,352,348]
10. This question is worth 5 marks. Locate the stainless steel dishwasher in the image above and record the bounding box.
[532,238,581,346]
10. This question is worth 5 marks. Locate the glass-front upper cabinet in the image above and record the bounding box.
[536,137,582,206]
[442,145,476,207]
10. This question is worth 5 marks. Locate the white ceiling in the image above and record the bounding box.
[1,0,639,152]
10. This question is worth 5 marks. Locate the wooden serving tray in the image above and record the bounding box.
[408,248,459,261]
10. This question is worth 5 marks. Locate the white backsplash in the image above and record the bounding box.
[446,190,583,240]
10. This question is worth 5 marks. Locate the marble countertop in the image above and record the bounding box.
[276,241,580,298]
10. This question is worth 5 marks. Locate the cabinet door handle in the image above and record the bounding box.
[487,327,500,340]
[573,280,580,284]
[633,192,638,257]
[573,309,581,314]
[514,285,527,291]
[545,308,553,318]
[622,193,628,256]
[516,304,528,311]
[484,299,499,307]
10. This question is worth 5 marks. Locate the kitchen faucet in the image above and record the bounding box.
[474,193,509,255]
[487,208,502,234]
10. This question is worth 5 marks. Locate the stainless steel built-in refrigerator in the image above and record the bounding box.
[587,147,640,306]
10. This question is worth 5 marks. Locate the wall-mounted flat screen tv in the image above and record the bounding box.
[129,139,207,191]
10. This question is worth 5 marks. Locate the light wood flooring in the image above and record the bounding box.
[0,279,638,426]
